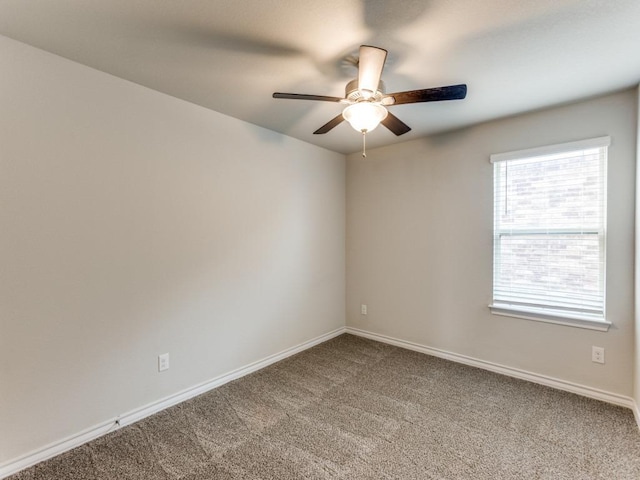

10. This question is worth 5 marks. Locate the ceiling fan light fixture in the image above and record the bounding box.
[273,44,467,142]
[342,102,388,133]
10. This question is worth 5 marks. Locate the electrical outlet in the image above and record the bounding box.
[158,353,170,372]
[361,304,367,315]
[592,346,605,364]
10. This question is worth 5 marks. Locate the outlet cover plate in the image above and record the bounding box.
[592,346,605,364]
[158,353,170,372]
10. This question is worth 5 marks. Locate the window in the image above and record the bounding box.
[490,137,610,331]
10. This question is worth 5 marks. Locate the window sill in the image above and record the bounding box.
[489,304,611,332]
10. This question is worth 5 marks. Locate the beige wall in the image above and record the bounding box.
[636,85,640,410]
[347,89,637,396]
[0,35,345,463]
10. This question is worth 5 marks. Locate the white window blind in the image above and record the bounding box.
[490,137,609,325]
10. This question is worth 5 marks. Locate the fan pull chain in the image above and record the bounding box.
[362,131,367,158]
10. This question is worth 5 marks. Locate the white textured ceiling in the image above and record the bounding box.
[1,0,639,154]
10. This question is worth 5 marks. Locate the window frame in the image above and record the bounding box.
[489,136,611,332]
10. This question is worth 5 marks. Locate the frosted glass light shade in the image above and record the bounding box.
[342,102,388,132]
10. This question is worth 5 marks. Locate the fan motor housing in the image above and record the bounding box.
[345,79,386,102]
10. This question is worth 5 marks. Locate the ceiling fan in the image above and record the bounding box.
[273,45,467,155]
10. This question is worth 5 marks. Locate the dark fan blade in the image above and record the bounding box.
[273,93,343,102]
[381,112,411,136]
[314,114,345,134]
[385,84,467,105]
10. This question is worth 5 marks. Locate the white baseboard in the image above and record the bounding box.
[0,326,346,479]
[346,327,636,410]
[633,401,640,432]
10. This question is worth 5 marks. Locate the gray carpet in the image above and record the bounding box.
[8,334,640,479]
